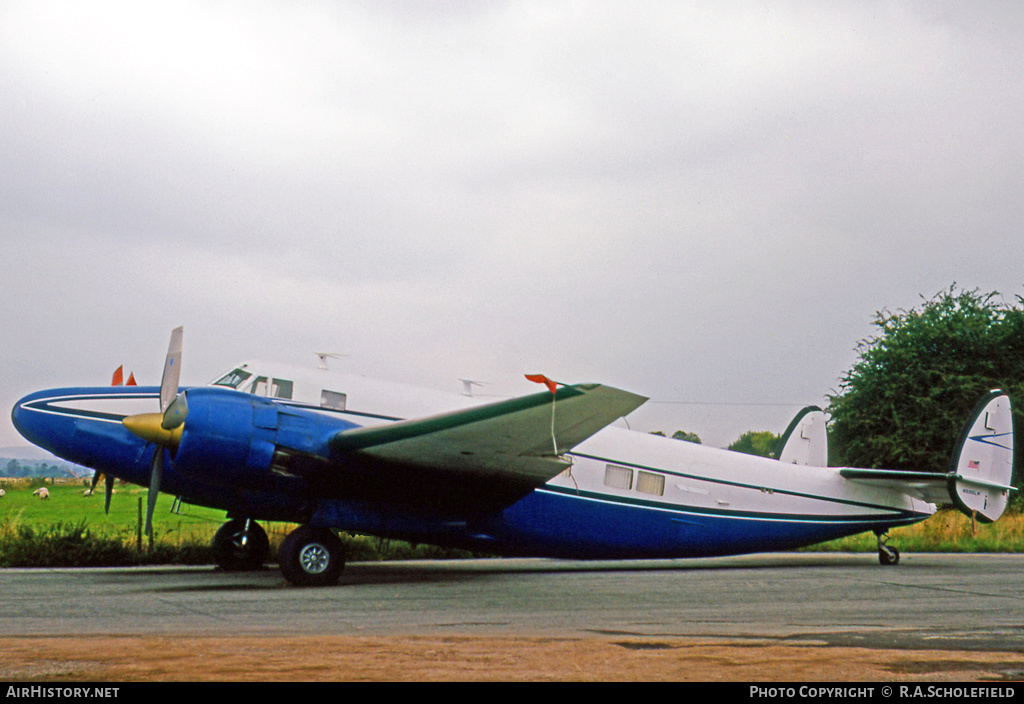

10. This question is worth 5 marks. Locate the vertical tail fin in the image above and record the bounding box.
[776,406,829,466]
[948,390,1015,523]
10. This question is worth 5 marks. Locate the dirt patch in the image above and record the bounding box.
[2,636,1022,682]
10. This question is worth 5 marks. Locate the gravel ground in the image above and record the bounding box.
[2,635,1023,682]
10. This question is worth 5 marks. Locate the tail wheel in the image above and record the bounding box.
[279,525,345,587]
[879,546,900,565]
[212,518,270,572]
[875,530,900,566]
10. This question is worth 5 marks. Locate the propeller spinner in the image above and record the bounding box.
[121,326,186,539]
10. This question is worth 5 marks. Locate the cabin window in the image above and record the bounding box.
[321,390,347,411]
[604,464,633,490]
[251,377,294,400]
[212,368,252,389]
[637,470,665,496]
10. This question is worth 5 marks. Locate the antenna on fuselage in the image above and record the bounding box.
[460,379,485,397]
[315,352,349,370]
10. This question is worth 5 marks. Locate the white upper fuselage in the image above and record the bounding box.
[210,361,935,532]
[210,360,483,426]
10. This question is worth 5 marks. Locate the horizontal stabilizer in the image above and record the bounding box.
[841,390,1016,523]
[332,383,648,486]
[839,468,956,505]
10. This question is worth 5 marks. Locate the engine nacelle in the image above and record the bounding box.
[172,387,348,488]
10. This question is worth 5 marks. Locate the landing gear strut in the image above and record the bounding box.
[212,518,270,572]
[875,530,900,566]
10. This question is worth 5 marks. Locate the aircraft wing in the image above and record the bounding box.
[329,383,647,509]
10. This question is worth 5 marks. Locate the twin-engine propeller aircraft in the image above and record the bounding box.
[11,328,1017,586]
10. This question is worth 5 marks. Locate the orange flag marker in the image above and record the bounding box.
[525,374,558,394]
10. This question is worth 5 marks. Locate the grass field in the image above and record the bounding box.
[1,477,1022,567]
[1,477,250,546]
[809,506,1024,553]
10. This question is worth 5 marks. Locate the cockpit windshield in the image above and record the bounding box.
[212,368,253,389]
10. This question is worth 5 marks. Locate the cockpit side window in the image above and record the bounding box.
[213,369,253,389]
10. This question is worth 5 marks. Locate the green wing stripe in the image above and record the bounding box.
[332,385,584,452]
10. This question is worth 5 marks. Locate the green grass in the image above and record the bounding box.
[0,478,226,566]
[807,507,1024,553]
[1,478,229,542]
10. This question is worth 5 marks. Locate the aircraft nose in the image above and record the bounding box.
[11,390,48,448]
[11,388,90,458]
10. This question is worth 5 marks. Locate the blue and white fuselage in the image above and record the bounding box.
[11,378,926,555]
[11,346,1014,586]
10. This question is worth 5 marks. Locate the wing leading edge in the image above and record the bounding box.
[329,383,647,509]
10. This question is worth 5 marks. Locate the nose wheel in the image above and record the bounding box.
[875,530,900,565]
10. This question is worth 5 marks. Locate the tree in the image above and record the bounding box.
[728,431,780,458]
[649,430,702,443]
[827,286,1024,495]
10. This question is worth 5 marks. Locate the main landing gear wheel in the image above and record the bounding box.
[212,518,270,572]
[279,525,345,587]
[875,530,900,566]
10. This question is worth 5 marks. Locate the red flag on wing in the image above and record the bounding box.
[525,374,559,394]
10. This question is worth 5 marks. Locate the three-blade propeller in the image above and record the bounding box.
[121,326,186,540]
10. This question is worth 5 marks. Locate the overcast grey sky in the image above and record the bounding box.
[2,1,1023,449]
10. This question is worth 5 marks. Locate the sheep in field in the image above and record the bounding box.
[32,487,50,499]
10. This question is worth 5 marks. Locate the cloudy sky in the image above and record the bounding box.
[2,1,1023,449]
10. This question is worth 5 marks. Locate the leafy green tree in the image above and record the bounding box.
[650,430,702,443]
[827,286,1024,495]
[728,431,780,458]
